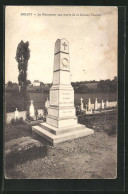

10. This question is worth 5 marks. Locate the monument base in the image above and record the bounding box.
[32,123,94,145]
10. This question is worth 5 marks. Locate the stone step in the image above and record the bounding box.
[39,122,85,135]
[32,125,94,145]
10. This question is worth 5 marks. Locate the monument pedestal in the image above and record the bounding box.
[32,38,94,145]
[32,123,94,145]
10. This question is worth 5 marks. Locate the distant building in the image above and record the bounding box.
[33,80,40,86]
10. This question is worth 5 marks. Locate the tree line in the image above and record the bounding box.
[71,77,117,93]
[7,76,117,94]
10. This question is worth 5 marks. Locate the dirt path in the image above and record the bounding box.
[4,123,117,179]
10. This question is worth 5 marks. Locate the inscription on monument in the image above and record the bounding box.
[59,91,74,105]
[63,110,72,113]
[62,92,71,100]
[59,108,75,117]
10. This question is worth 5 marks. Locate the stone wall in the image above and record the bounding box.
[6,111,27,124]
[6,109,44,124]
[86,100,117,111]
[91,101,117,109]
[6,112,15,124]
[108,101,117,107]
[90,104,95,109]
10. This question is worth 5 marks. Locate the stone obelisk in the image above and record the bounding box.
[46,38,77,128]
[32,38,94,145]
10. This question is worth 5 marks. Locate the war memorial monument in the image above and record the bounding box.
[32,38,94,145]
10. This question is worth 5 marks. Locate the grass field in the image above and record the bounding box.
[28,92,117,110]
[5,90,117,112]
[5,92,28,112]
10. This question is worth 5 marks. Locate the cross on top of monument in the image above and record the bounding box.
[54,39,69,55]
[62,42,67,50]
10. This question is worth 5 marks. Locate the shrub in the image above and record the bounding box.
[38,117,44,120]
[10,117,24,125]
[11,118,15,124]
[44,108,48,117]
[28,117,35,121]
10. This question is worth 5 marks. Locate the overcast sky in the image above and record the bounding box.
[5,6,118,83]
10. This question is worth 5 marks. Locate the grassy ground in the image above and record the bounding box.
[29,92,117,110]
[5,91,117,112]
[4,113,117,179]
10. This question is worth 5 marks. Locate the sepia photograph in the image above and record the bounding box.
[4,6,118,179]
